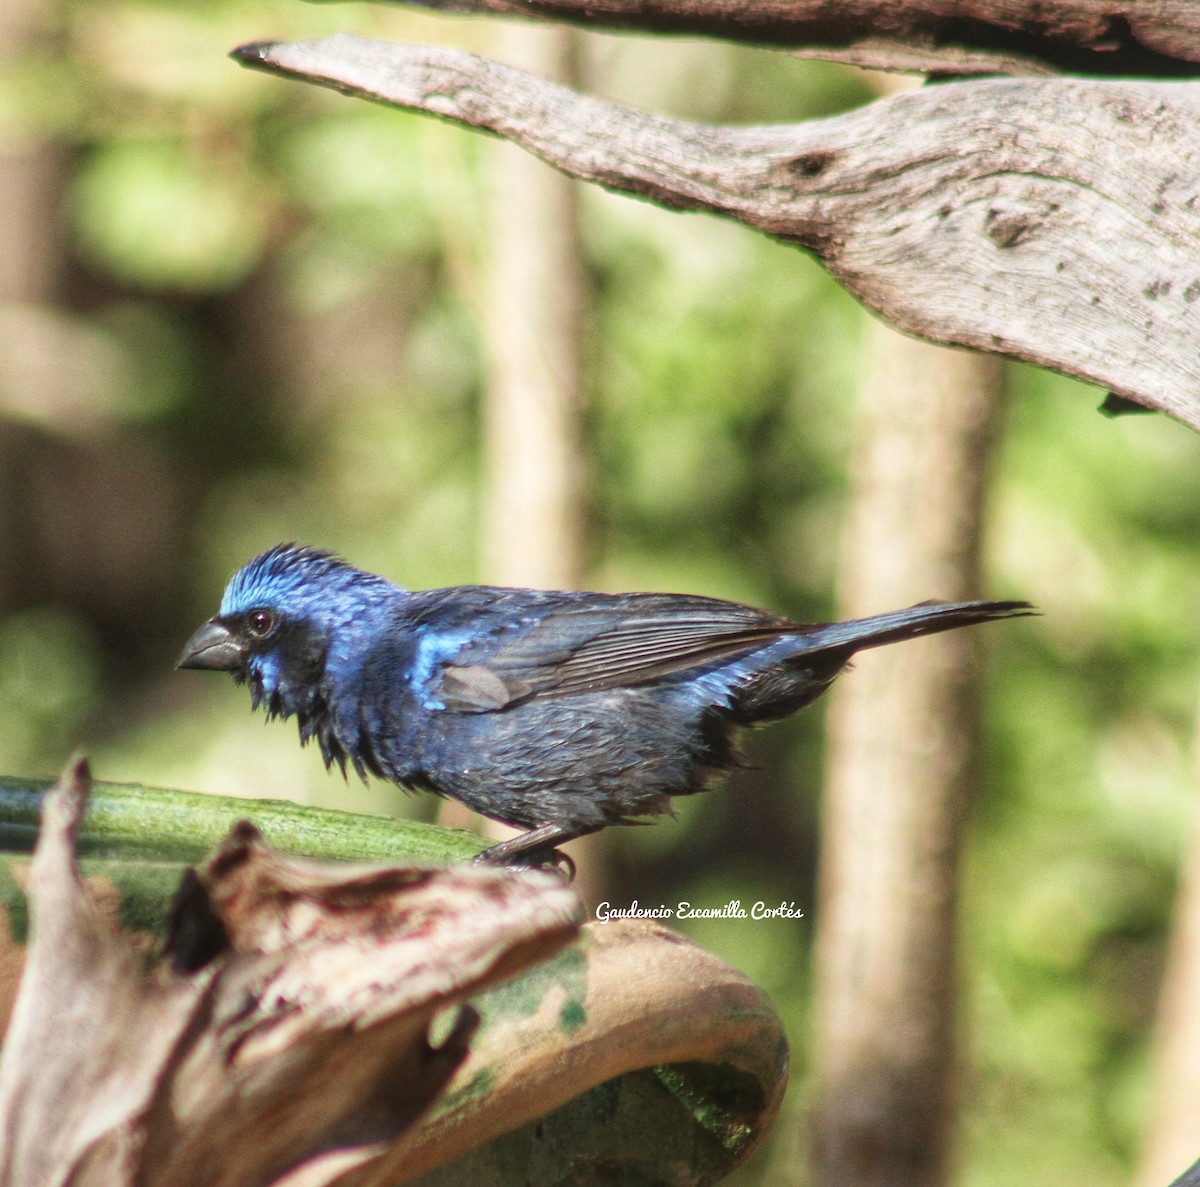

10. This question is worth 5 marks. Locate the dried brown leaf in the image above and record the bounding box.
[0,759,582,1187]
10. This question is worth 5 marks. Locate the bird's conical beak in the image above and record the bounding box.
[175,618,247,671]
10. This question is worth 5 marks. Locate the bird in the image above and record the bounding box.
[177,544,1034,865]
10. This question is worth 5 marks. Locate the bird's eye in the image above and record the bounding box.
[245,609,276,639]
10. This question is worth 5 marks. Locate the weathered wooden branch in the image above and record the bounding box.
[234,36,1200,430]
[309,0,1200,77]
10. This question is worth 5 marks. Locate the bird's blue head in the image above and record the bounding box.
[176,543,403,732]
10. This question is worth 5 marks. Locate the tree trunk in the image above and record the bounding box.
[441,22,608,889]
[479,23,587,591]
[0,0,64,612]
[810,320,1005,1187]
[1136,695,1200,1187]
[0,0,59,307]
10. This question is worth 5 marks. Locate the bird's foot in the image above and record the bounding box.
[471,843,576,881]
[471,824,582,881]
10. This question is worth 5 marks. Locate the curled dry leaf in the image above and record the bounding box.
[0,757,583,1187]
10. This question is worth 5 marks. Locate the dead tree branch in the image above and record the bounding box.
[234,36,1200,429]
[310,0,1200,76]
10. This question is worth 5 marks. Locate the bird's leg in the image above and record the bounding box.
[472,823,590,875]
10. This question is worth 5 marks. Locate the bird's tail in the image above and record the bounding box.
[800,599,1036,654]
[724,598,1035,725]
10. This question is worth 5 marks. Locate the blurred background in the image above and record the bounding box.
[4,0,1200,1182]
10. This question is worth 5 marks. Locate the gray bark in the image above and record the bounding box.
[234,37,1200,430]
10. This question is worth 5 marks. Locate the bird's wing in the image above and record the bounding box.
[431,591,795,713]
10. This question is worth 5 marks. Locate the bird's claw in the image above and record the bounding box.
[471,845,576,881]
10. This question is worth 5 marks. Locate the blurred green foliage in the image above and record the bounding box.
[1,1,1199,1183]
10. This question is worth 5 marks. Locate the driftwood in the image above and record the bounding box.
[233,36,1200,430]
[354,0,1200,76]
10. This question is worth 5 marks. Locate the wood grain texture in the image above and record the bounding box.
[235,36,1200,428]
[305,0,1200,76]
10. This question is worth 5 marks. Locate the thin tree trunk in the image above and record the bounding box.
[0,0,58,306]
[810,320,1006,1187]
[0,0,64,611]
[480,23,586,591]
[1136,694,1200,1187]
[441,23,606,889]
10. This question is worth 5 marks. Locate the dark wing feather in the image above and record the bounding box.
[438,592,794,712]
